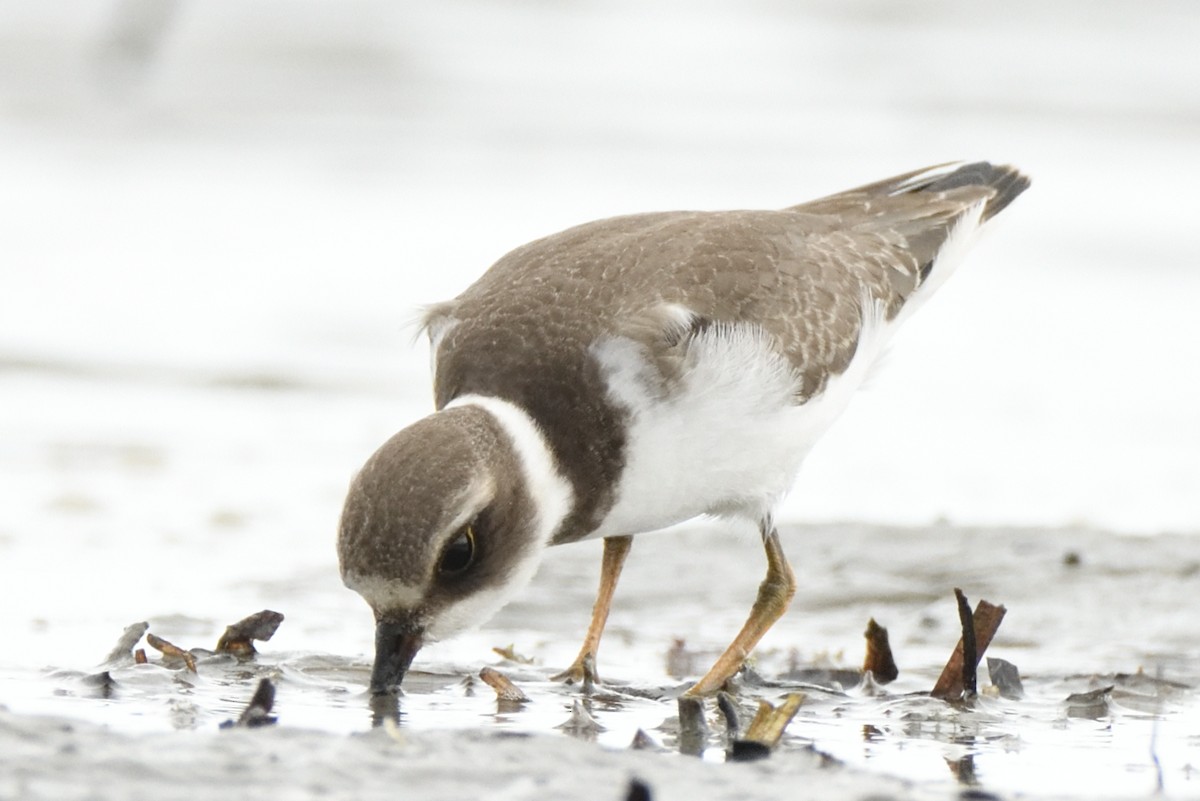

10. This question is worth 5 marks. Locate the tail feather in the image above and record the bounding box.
[792,160,1029,278]
[917,161,1031,222]
[795,161,1030,225]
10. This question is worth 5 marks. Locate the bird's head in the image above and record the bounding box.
[337,400,571,695]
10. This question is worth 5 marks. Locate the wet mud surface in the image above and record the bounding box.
[4,524,1198,800]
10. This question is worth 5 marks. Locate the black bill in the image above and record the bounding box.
[369,618,424,696]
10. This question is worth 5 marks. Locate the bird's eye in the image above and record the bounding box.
[439,524,476,575]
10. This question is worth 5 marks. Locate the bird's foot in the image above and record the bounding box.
[551,652,599,690]
[681,649,747,698]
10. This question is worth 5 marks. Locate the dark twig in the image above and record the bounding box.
[716,692,740,741]
[955,589,978,697]
[931,592,1006,700]
[220,678,278,729]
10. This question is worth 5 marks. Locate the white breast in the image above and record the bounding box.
[588,301,890,539]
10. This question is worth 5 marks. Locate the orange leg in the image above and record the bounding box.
[552,535,633,685]
[683,523,796,697]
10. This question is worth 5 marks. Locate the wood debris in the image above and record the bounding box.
[711,692,807,762]
[930,589,1006,701]
[955,589,979,696]
[491,644,535,664]
[215,610,284,657]
[716,692,740,742]
[675,695,708,757]
[862,618,898,684]
[146,632,197,673]
[741,693,805,749]
[219,678,278,729]
[479,667,529,703]
[103,621,149,664]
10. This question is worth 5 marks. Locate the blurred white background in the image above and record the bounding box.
[2,0,1198,568]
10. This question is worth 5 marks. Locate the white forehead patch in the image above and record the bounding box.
[342,570,425,612]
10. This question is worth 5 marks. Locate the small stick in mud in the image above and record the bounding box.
[930,589,1006,700]
[479,667,529,703]
[103,621,149,664]
[220,678,278,729]
[215,610,285,657]
[146,632,197,673]
[716,691,740,740]
[955,589,978,696]
[742,693,805,747]
[862,618,898,684]
[676,696,709,757]
[729,693,805,762]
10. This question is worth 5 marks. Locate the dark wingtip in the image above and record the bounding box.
[921,161,1031,222]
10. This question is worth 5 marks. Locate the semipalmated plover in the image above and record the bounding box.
[338,161,1030,697]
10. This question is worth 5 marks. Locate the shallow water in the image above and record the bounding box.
[4,518,1200,798]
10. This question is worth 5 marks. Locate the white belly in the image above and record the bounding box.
[588,309,889,539]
